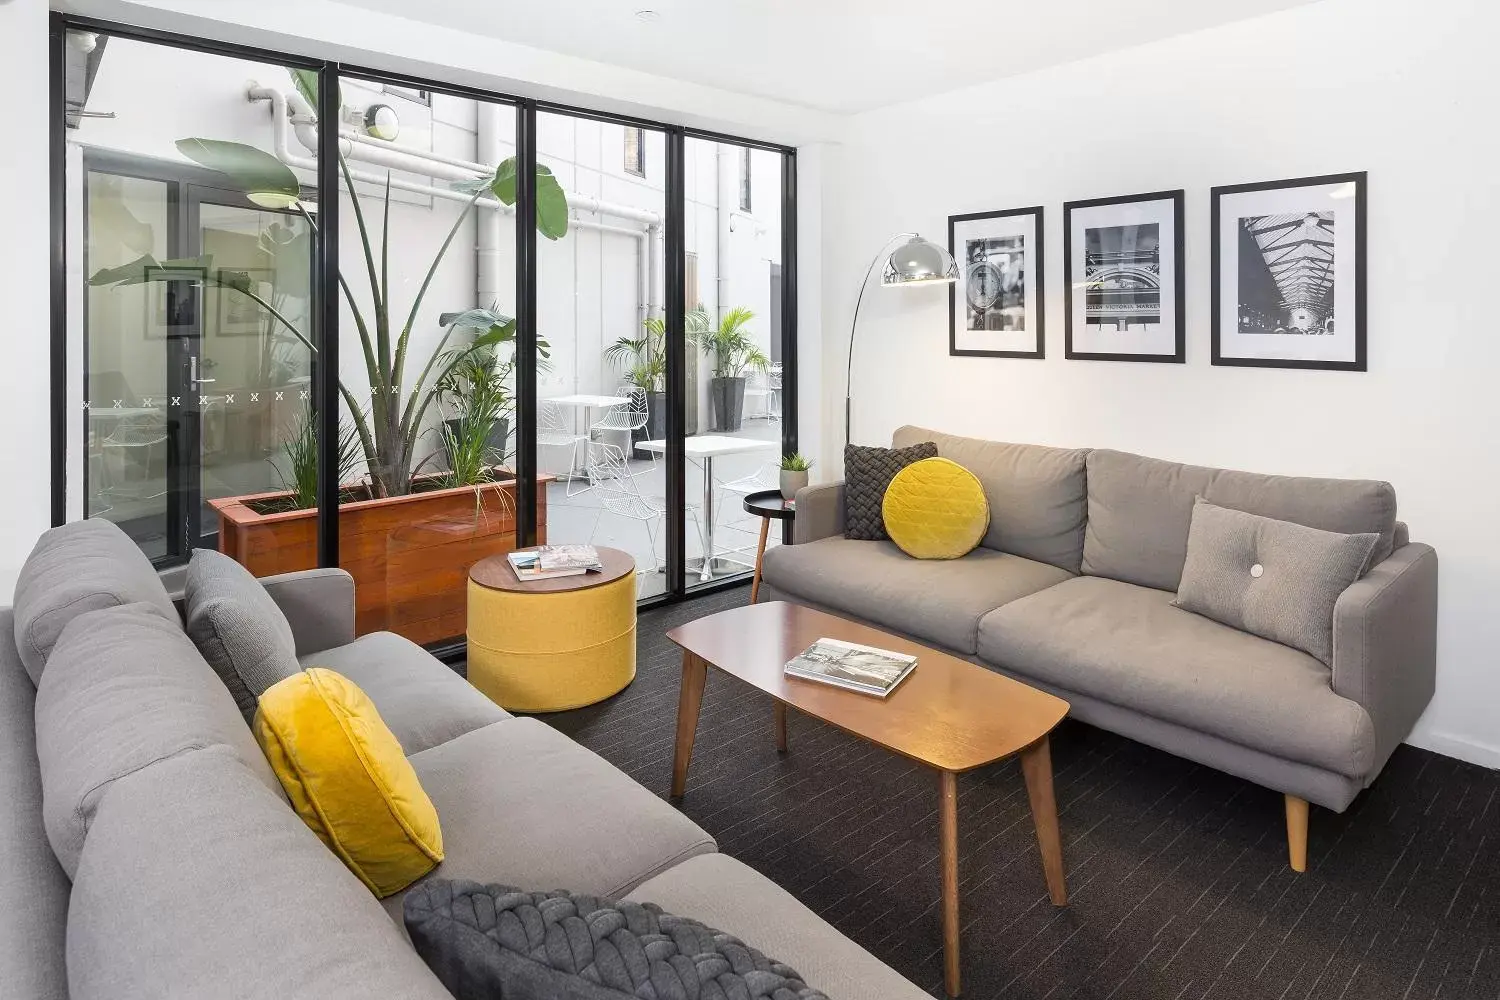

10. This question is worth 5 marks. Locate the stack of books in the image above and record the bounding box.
[507,544,604,581]
[784,637,917,697]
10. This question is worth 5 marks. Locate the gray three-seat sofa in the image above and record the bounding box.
[763,426,1438,870]
[1,518,928,999]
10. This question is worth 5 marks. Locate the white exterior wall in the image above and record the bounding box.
[821,0,1499,766]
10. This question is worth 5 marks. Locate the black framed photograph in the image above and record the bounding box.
[1064,189,1184,363]
[1212,171,1366,371]
[949,206,1044,358]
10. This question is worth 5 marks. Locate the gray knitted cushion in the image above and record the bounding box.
[183,548,300,721]
[1172,498,1378,666]
[404,880,831,1000]
[843,441,937,541]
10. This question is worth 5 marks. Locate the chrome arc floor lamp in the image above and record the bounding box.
[844,233,958,446]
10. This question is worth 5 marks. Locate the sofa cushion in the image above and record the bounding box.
[184,548,302,721]
[255,669,444,898]
[627,854,929,1000]
[1081,449,1397,592]
[0,611,69,1000]
[404,880,831,1000]
[882,457,989,559]
[35,604,281,877]
[67,750,452,1000]
[976,576,1375,777]
[892,425,1089,572]
[12,518,178,685]
[762,536,1071,655]
[1174,499,1378,665]
[302,631,509,755]
[381,718,716,924]
[843,440,937,540]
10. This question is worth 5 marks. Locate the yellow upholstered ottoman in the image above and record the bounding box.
[466,547,637,712]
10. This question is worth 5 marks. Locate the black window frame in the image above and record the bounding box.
[50,12,800,643]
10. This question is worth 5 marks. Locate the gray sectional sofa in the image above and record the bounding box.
[763,426,1438,870]
[1,519,927,999]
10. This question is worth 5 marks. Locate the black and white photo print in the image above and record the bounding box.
[949,207,1044,358]
[1212,172,1366,370]
[1064,190,1184,362]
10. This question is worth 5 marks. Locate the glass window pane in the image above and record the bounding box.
[71,32,317,571]
[334,77,520,643]
[534,111,667,599]
[682,138,785,591]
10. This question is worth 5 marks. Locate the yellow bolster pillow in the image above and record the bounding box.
[882,456,990,559]
[253,668,443,898]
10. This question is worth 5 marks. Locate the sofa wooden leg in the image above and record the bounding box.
[1285,794,1309,872]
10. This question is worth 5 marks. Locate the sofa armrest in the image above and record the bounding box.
[792,481,845,544]
[1332,542,1437,778]
[259,568,356,656]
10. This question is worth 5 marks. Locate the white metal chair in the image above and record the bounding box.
[536,400,590,498]
[585,443,706,591]
[101,414,168,502]
[589,387,650,466]
[742,368,780,423]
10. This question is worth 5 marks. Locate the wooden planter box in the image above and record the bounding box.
[210,475,551,646]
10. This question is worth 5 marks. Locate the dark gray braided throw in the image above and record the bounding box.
[404,879,832,1000]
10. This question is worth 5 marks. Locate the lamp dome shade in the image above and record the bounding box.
[881,235,958,286]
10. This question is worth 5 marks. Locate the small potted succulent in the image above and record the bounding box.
[779,453,812,501]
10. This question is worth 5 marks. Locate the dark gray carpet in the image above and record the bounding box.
[483,587,1500,999]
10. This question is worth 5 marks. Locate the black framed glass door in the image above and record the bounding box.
[83,148,313,564]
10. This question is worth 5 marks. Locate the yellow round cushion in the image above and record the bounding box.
[253,668,443,898]
[882,457,990,559]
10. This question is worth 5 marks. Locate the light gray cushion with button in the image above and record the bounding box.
[1173,498,1378,666]
[184,548,302,721]
[11,518,179,685]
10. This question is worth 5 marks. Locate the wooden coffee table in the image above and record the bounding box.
[666,601,1070,998]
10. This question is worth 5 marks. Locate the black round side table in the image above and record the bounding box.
[742,489,796,603]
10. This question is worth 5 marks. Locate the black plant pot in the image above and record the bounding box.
[444,416,510,468]
[631,391,668,457]
[708,376,746,432]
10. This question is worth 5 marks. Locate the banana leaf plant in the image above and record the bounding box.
[90,91,568,500]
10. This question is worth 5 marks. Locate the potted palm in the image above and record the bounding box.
[88,73,570,643]
[604,309,708,446]
[689,307,769,432]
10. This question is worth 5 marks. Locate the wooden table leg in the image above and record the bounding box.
[749,517,771,603]
[1019,736,1068,906]
[671,652,708,799]
[774,699,788,753]
[939,769,961,997]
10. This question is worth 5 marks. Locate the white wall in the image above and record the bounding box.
[0,0,53,599]
[823,0,1500,765]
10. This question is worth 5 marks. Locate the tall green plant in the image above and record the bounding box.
[89,73,569,500]
[689,306,769,379]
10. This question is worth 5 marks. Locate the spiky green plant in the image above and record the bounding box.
[274,409,363,510]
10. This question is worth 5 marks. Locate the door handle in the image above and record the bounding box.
[189,355,216,387]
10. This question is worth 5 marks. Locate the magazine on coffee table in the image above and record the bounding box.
[784,637,917,697]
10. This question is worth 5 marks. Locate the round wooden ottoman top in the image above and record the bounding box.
[469,546,635,594]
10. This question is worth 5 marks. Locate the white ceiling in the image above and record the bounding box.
[334,0,1323,114]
